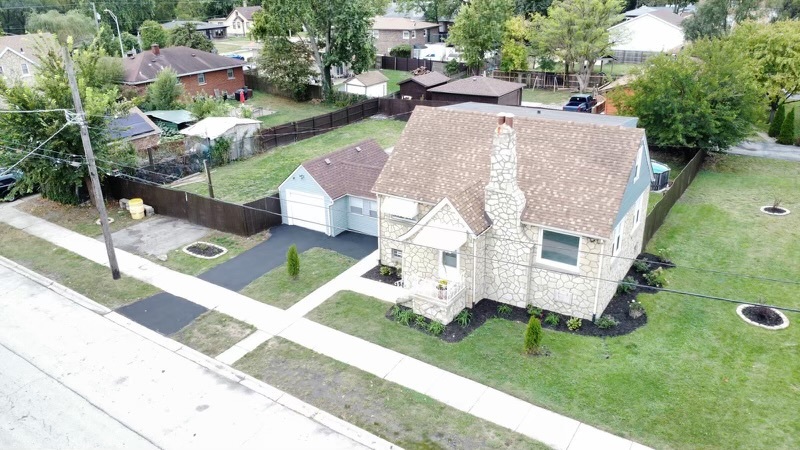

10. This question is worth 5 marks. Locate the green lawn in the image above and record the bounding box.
[235,337,549,449]
[380,69,412,93]
[307,156,800,450]
[176,119,406,203]
[15,197,152,238]
[171,311,255,357]
[248,92,339,128]
[155,230,270,276]
[214,36,260,54]
[240,248,356,309]
[0,224,158,309]
[521,89,573,105]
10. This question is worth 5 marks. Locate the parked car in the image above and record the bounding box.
[0,168,22,200]
[562,94,597,113]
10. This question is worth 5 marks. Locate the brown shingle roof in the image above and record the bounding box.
[647,10,685,27]
[398,71,450,88]
[122,46,244,84]
[0,33,56,66]
[346,71,389,87]
[303,140,388,200]
[428,76,525,97]
[373,107,645,238]
[448,181,490,234]
[233,6,262,21]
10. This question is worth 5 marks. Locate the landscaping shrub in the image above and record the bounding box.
[768,104,785,138]
[286,244,300,279]
[397,308,414,326]
[777,108,796,145]
[644,267,667,287]
[427,320,445,336]
[596,315,619,329]
[629,299,645,318]
[566,317,582,331]
[389,44,412,58]
[210,137,231,166]
[379,265,394,277]
[616,276,636,295]
[444,59,460,76]
[544,312,560,326]
[526,304,542,317]
[414,313,428,328]
[633,260,650,274]
[391,305,401,319]
[524,316,543,354]
[455,309,472,327]
[497,304,512,317]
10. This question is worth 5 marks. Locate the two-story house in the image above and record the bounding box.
[221,6,262,37]
[371,17,440,55]
[0,33,56,86]
[373,106,651,324]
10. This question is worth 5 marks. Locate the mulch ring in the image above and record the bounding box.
[185,242,225,258]
[742,306,784,327]
[362,264,401,286]
[384,252,673,343]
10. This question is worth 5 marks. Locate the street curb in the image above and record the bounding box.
[0,256,111,315]
[0,257,400,450]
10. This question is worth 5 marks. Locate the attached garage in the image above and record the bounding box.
[278,139,389,237]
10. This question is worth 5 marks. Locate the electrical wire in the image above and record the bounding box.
[0,122,71,176]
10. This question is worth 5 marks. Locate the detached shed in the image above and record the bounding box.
[427,76,524,106]
[145,109,196,131]
[278,139,388,236]
[107,107,162,152]
[344,71,389,98]
[180,117,261,161]
[398,71,450,100]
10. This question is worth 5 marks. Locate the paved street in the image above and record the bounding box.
[728,139,800,162]
[0,265,367,450]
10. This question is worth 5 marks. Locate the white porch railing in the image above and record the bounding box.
[395,276,466,304]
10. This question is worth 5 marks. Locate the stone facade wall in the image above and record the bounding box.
[412,292,466,323]
[378,194,432,265]
[0,52,36,85]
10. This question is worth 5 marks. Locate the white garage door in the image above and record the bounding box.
[285,190,328,234]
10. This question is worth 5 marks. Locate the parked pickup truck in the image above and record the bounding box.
[562,94,597,113]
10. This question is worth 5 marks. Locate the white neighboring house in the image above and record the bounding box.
[221,6,262,37]
[0,33,56,86]
[344,71,389,98]
[609,10,686,53]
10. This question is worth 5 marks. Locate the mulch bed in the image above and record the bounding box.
[384,252,673,343]
[185,243,224,258]
[742,306,784,327]
[762,206,788,214]
[362,264,401,285]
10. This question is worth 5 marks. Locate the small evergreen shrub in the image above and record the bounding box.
[777,108,796,145]
[768,104,786,138]
[524,316,543,354]
[643,267,667,287]
[286,244,300,279]
[497,304,512,317]
[379,265,394,276]
[566,317,582,331]
[633,260,650,274]
[544,312,560,326]
[616,276,636,295]
[455,309,472,327]
[427,320,445,336]
[596,316,619,329]
[444,59,460,76]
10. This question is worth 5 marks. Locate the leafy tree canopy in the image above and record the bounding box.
[26,9,95,44]
[142,68,184,111]
[257,37,315,100]
[139,20,168,50]
[394,0,462,23]
[91,0,156,33]
[682,0,760,41]
[168,23,214,52]
[188,93,230,120]
[500,16,530,71]
[447,0,513,71]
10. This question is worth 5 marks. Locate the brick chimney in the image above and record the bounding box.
[485,113,526,237]
[151,44,160,56]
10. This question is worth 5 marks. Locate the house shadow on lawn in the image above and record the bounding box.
[384,253,673,343]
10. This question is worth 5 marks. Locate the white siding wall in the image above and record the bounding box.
[611,15,684,52]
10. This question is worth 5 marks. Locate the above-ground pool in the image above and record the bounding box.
[651,161,671,191]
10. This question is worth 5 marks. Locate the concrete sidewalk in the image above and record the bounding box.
[0,205,651,450]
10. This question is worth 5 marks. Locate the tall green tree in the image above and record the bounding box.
[682,0,761,41]
[500,16,530,71]
[188,93,230,120]
[88,0,157,33]
[26,9,95,44]
[777,108,796,145]
[143,68,184,111]
[730,21,800,123]
[139,20,168,50]
[515,0,552,17]
[447,0,513,72]
[613,40,761,150]
[168,23,214,52]
[257,37,315,100]
[768,104,785,138]
[530,0,624,92]
[175,0,207,20]
[394,0,462,22]
[251,0,382,99]
[0,46,133,203]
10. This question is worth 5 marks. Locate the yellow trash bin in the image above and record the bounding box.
[129,198,145,220]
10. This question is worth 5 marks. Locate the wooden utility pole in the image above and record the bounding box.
[203,160,215,199]
[64,48,121,280]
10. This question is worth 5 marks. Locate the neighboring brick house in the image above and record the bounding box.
[373,106,651,324]
[371,17,439,55]
[222,6,262,37]
[0,33,56,86]
[122,45,246,97]
[426,76,524,106]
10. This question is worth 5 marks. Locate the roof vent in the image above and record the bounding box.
[355,146,361,152]
[325,158,331,165]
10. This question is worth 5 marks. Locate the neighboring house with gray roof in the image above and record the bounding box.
[398,71,449,99]
[278,140,388,236]
[221,6,262,37]
[343,71,389,98]
[122,45,245,97]
[161,21,227,39]
[373,106,652,324]
[426,76,524,106]
[0,33,56,86]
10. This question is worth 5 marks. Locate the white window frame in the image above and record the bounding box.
[537,228,581,271]
[198,72,206,85]
[391,248,403,260]
[402,30,410,39]
[227,68,235,79]
[411,30,416,38]
[633,146,642,182]
[633,195,643,229]
[424,29,428,37]
[612,222,623,255]
[20,63,29,75]
[372,30,379,38]
[350,197,363,215]
[350,198,377,217]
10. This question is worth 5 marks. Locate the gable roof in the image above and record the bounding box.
[398,71,450,88]
[646,9,685,27]
[0,33,56,66]
[346,71,389,87]
[371,16,439,30]
[161,20,228,31]
[180,117,260,139]
[373,106,646,238]
[442,102,639,128]
[145,109,196,125]
[230,6,262,21]
[427,76,524,97]
[122,46,244,84]
[302,140,388,200]
[108,107,161,141]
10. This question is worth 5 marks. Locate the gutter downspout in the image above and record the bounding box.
[377,195,383,266]
[592,240,606,322]
[471,236,477,308]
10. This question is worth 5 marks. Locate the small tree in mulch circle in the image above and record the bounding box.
[777,108,796,145]
[524,316,543,355]
[286,244,300,279]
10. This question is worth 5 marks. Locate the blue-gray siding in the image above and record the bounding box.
[613,139,652,228]
[278,166,332,229]
[331,196,349,236]
[346,195,379,236]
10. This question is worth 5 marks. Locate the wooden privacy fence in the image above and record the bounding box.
[490,70,617,90]
[379,56,469,75]
[258,98,381,151]
[642,149,706,246]
[108,178,282,236]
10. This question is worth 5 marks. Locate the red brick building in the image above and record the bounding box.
[122,45,246,97]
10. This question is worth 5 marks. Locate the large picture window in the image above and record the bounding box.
[350,198,377,217]
[539,230,580,268]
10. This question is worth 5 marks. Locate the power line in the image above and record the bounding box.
[0,122,71,176]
